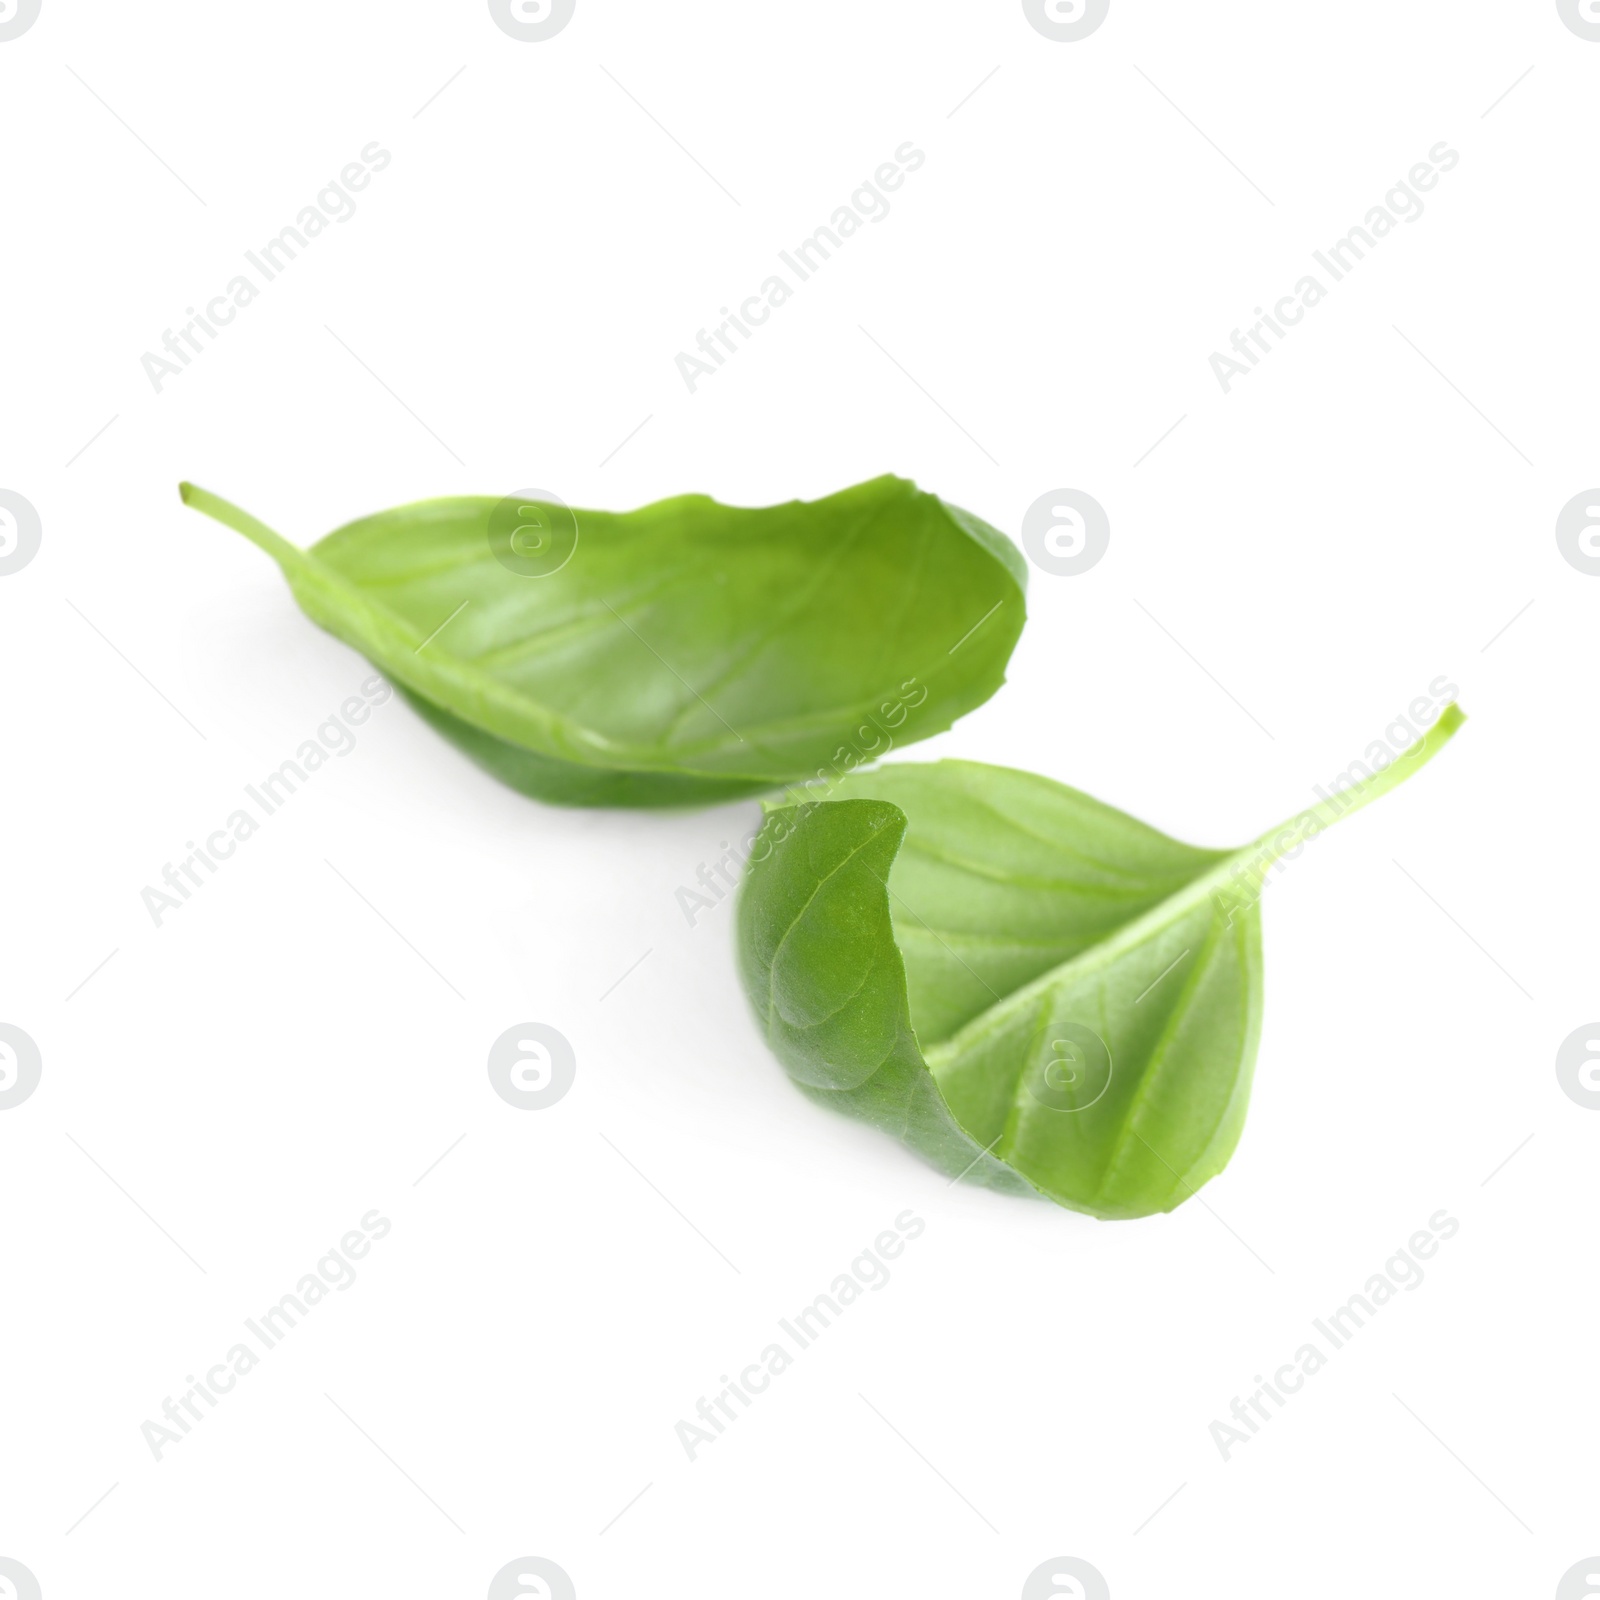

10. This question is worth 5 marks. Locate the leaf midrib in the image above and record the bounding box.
[920,842,1254,1064]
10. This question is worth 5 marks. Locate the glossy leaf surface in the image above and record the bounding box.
[738,709,1463,1218]
[180,477,1025,807]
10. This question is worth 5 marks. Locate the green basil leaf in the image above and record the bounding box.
[180,477,1025,807]
[738,706,1463,1218]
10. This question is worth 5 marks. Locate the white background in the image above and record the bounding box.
[2,2,1596,1596]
